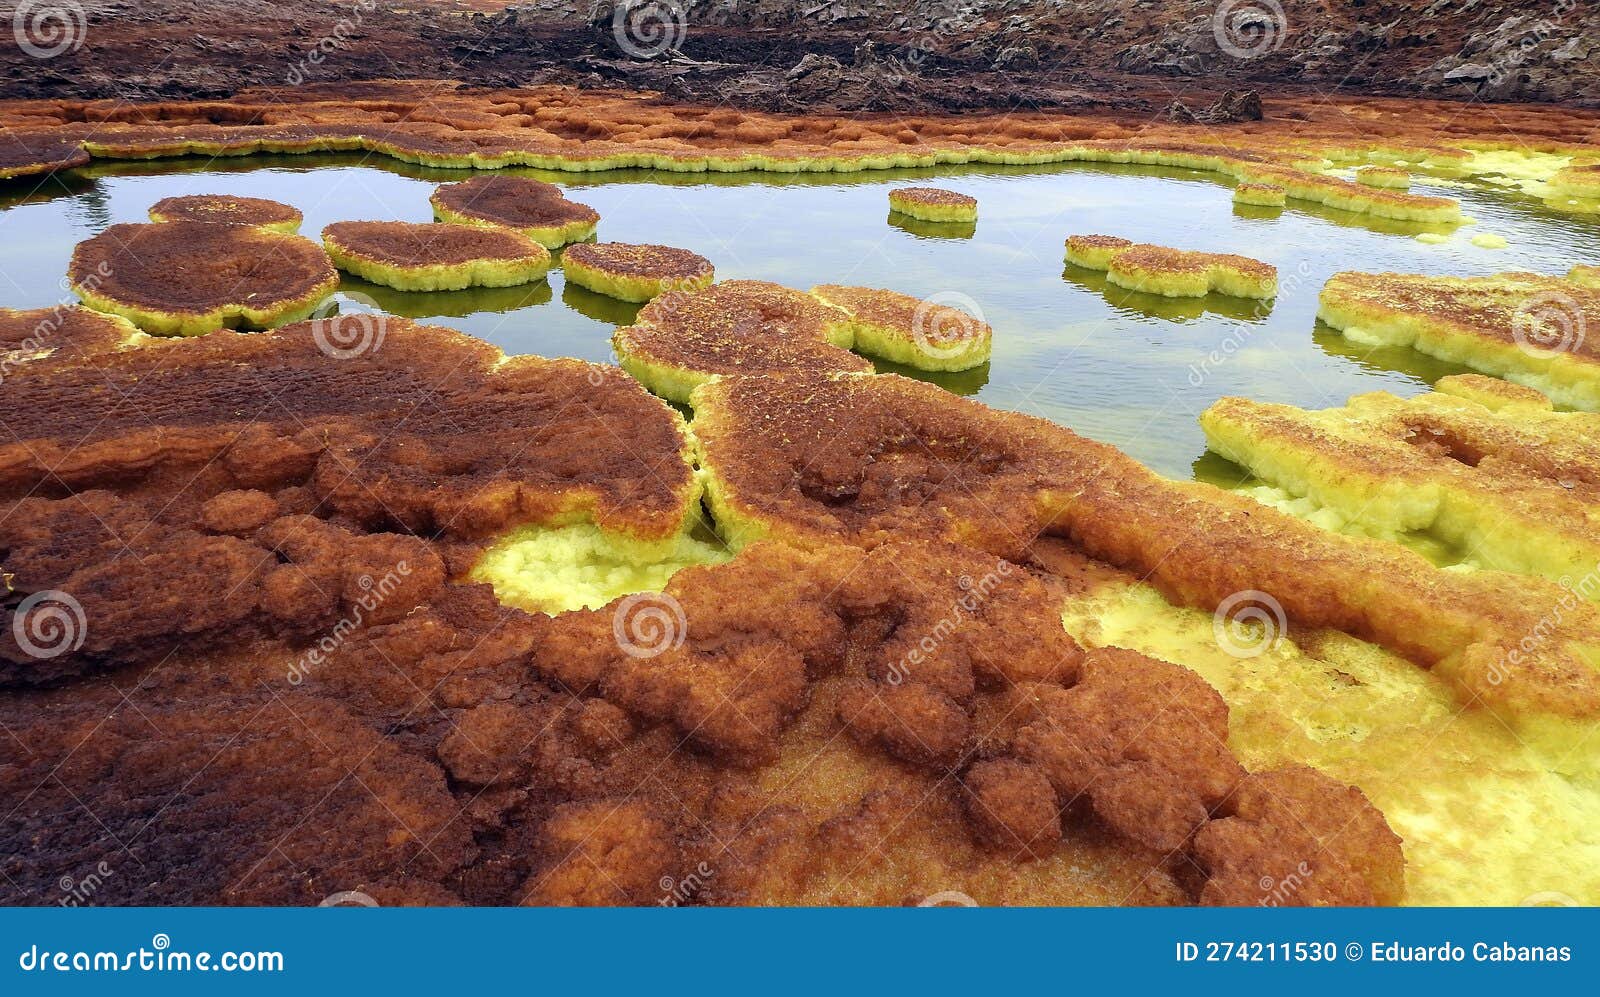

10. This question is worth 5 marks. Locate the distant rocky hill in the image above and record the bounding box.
[2,0,1594,109]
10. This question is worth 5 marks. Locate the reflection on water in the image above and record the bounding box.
[1060,264,1274,324]
[2,152,1597,478]
[887,210,977,240]
[342,275,553,319]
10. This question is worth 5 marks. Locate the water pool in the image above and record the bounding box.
[3,152,1596,480]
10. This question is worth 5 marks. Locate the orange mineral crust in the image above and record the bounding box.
[691,371,1600,721]
[10,83,1600,219]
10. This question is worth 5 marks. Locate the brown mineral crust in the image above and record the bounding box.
[0,318,697,544]
[0,531,1401,906]
[617,279,868,380]
[0,306,133,363]
[149,193,302,229]
[1009,647,1244,855]
[962,758,1064,859]
[812,283,994,345]
[430,175,599,230]
[67,221,336,319]
[0,689,473,905]
[561,242,713,281]
[1192,766,1405,907]
[692,372,1076,559]
[322,220,547,266]
[0,129,89,180]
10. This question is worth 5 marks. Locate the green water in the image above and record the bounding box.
[3,152,1596,480]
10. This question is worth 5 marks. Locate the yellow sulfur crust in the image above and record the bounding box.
[888,186,978,223]
[1201,375,1600,588]
[1356,166,1411,190]
[1233,182,1287,206]
[1319,270,1600,410]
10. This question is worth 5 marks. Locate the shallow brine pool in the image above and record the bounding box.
[2,153,1595,480]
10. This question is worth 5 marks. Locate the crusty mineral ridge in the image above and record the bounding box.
[1319,270,1600,410]
[5,82,1563,223]
[888,187,978,223]
[68,221,338,335]
[1203,375,1600,588]
[613,279,867,403]
[0,317,699,683]
[690,371,1600,720]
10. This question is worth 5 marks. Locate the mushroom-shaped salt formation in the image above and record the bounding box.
[810,284,991,371]
[68,221,338,335]
[561,242,714,302]
[148,194,303,232]
[430,175,600,248]
[612,280,866,404]
[1065,235,1277,299]
[888,186,978,223]
[322,221,551,291]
